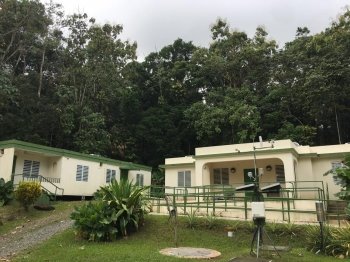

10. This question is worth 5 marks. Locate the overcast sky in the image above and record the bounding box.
[53,0,349,60]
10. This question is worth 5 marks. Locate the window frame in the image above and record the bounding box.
[136,173,144,187]
[23,160,40,177]
[213,168,229,185]
[106,169,116,183]
[178,170,191,187]
[76,165,89,182]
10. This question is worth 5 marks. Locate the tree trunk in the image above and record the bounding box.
[38,47,46,98]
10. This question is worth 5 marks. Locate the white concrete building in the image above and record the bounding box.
[0,140,152,197]
[163,139,350,200]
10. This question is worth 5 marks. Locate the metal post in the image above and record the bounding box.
[315,201,325,253]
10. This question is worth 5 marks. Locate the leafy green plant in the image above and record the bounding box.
[325,222,350,258]
[14,181,41,211]
[324,154,350,217]
[96,179,150,237]
[0,178,13,206]
[281,222,301,239]
[242,220,256,233]
[185,208,198,229]
[225,220,241,232]
[305,224,332,255]
[204,212,218,229]
[71,201,118,241]
[266,220,280,235]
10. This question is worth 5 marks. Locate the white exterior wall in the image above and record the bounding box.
[311,157,343,200]
[13,151,59,178]
[0,148,14,181]
[164,140,350,200]
[164,166,195,194]
[59,158,152,196]
[59,157,106,196]
[128,170,152,186]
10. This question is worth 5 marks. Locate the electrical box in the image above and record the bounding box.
[251,202,265,218]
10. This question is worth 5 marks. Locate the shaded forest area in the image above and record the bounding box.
[0,0,349,168]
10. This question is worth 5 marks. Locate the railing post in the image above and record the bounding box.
[244,197,247,220]
[184,188,187,214]
[213,192,215,215]
[281,195,285,221]
[287,194,291,223]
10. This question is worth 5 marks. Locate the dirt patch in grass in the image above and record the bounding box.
[0,201,82,260]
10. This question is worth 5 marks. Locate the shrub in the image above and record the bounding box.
[305,224,332,254]
[15,181,41,211]
[185,208,198,229]
[325,222,350,258]
[98,179,150,236]
[72,180,150,241]
[0,178,13,206]
[204,212,218,229]
[71,201,118,241]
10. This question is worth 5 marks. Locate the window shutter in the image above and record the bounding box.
[185,171,191,187]
[111,170,116,181]
[213,168,221,184]
[276,165,285,182]
[106,169,111,183]
[31,161,40,176]
[23,160,32,176]
[136,173,140,186]
[178,171,184,187]
[83,166,89,181]
[76,165,82,181]
[222,168,229,185]
[141,174,144,186]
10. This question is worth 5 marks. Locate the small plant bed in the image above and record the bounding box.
[12,215,344,262]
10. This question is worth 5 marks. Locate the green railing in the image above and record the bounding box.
[145,181,328,224]
[12,174,64,200]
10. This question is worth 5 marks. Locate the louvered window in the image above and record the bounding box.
[178,171,191,187]
[23,160,40,176]
[106,169,116,183]
[76,165,89,182]
[136,174,144,186]
[275,165,285,183]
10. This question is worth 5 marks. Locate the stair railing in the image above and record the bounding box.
[12,174,64,199]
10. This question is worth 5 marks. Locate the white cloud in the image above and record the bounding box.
[51,0,349,60]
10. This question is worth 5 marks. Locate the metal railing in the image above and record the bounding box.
[12,174,64,199]
[145,181,328,224]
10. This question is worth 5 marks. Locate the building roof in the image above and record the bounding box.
[163,139,350,167]
[0,140,152,171]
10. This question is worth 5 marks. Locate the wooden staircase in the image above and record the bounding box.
[326,200,348,221]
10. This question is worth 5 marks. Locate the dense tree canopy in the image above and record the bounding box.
[0,0,349,169]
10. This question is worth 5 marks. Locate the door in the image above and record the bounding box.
[120,168,129,181]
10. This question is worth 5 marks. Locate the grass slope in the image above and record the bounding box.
[0,201,80,235]
[13,214,338,262]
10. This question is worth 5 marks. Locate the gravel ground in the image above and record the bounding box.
[0,207,74,261]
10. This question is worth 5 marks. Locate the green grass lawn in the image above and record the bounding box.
[13,214,339,262]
